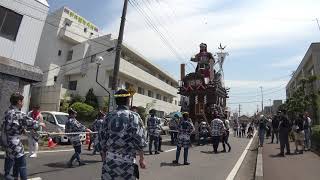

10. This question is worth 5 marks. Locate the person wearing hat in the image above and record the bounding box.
[99,89,147,180]
[211,112,225,153]
[1,92,45,180]
[172,112,195,165]
[147,109,161,155]
[66,108,92,167]
[27,104,44,158]
[90,110,106,156]
[198,120,210,146]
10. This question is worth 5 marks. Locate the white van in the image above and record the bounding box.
[41,111,86,144]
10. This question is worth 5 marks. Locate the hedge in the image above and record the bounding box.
[70,102,97,122]
[311,125,320,152]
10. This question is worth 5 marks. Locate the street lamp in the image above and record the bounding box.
[95,56,111,113]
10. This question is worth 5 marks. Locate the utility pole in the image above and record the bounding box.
[238,104,241,116]
[260,86,264,113]
[269,99,272,114]
[112,0,129,90]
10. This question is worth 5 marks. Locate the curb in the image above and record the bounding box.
[255,146,263,180]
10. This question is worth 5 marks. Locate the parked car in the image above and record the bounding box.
[41,111,86,144]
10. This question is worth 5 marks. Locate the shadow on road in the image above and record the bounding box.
[200,150,214,154]
[29,168,67,176]
[160,162,183,167]
[44,160,101,168]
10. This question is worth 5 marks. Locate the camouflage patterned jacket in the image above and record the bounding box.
[65,117,86,146]
[99,105,147,158]
[2,106,38,158]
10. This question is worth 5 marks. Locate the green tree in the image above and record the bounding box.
[85,88,99,108]
[70,94,85,105]
[70,102,96,122]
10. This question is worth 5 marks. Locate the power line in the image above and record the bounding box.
[129,0,195,71]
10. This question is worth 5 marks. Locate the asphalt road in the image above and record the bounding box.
[0,135,254,180]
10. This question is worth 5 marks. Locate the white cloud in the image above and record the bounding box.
[225,79,287,89]
[270,55,303,68]
[103,0,319,62]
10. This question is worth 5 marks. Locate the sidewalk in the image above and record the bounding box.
[262,141,320,180]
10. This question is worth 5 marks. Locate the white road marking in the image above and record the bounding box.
[164,148,177,152]
[28,177,42,180]
[226,132,257,180]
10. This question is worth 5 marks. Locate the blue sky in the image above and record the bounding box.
[48,0,320,115]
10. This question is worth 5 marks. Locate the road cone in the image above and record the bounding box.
[85,132,90,145]
[48,137,57,148]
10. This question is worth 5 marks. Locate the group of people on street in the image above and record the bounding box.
[233,121,254,138]
[2,89,235,180]
[258,110,313,156]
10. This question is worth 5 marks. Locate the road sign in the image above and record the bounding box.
[127,86,136,96]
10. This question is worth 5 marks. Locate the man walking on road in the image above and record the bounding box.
[27,105,43,158]
[222,118,231,152]
[147,109,161,155]
[271,112,280,144]
[278,111,291,156]
[1,92,45,180]
[258,115,268,147]
[303,112,312,151]
[66,108,92,167]
[211,112,225,153]
[99,89,147,180]
[173,112,194,165]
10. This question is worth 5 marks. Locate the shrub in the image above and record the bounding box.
[70,102,96,122]
[70,94,85,105]
[312,125,320,144]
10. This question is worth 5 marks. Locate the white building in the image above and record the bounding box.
[0,0,49,121]
[32,7,180,116]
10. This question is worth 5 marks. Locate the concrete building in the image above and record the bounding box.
[286,42,320,123]
[272,100,283,113]
[0,0,49,121]
[32,7,180,116]
[264,106,272,115]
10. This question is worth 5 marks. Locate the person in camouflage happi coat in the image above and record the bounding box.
[1,93,45,180]
[147,109,161,155]
[65,108,92,167]
[99,89,147,180]
[173,112,195,165]
[91,110,105,156]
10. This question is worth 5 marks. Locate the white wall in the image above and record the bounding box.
[0,0,48,65]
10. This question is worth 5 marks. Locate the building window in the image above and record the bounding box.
[148,90,154,98]
[54,76,57,82]
[138,87,144,95]
[163,96,167,102]
[175,100,177,105]
[68,81,77,90]
[90,54,96,63]
[0,6,23,41]
[58,50,62,56]
[84,27,87,32]
[67,50,73,61]
[156,94,161,100]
